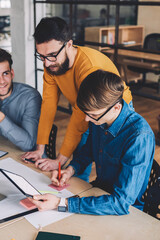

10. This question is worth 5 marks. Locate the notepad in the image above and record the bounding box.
[35,231,80,240]
[48,183,70,191]
[20,198,37,210]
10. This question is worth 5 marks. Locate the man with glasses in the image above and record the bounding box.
[0,48,41,151]
[23,17,132,182]
[30,70,155,215]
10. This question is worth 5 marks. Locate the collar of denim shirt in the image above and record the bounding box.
[104,100,133,138]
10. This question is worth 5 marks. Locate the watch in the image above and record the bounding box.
[58,198,67,212]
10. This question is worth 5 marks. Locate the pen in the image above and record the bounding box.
[58,162,61,181]
[24,158,35,164]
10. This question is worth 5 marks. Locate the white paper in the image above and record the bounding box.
[0,158,74,228]
[0,194,26,219]
[25,209,73,229]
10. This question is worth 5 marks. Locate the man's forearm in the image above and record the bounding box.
[36,144,45,155]
[56,153,69,166]
[0,115,37,151]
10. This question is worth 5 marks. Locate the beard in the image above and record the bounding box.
[46,55,69,76]
[0,81,13,98]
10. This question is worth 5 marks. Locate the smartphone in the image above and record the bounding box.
[0,151,8,158]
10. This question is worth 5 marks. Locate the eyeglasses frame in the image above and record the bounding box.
[84,99,122,122]
[35,42,67,62]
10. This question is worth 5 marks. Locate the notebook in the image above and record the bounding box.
[35,231,80,240]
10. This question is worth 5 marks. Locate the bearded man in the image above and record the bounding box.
[23,17,132,182]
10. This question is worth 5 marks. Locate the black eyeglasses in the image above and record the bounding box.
[35,42,67,62]
[84,100,121,121]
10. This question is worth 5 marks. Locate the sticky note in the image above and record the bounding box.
[48,183,70,191]
[20,198,37,210]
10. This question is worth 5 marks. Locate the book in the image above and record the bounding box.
[35,231,80,240]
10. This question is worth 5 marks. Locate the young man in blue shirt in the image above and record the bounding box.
[30,70,155,215]
[0,48,42,151]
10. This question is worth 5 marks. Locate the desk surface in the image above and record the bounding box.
[1,137,160,240]
[102,49,160,62]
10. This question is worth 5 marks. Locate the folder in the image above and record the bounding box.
[0,168,41,198]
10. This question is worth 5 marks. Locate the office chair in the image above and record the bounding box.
[45,124,57,159]
[142,159,160,220]
[127,33,160,85]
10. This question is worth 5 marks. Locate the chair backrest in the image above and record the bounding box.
[143,33,160,51]
[143,159,160,219]
[45,124,57,159]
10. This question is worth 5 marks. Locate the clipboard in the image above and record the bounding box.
[0,168,41,223]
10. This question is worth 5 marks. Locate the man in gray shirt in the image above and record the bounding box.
[0,48,42,151]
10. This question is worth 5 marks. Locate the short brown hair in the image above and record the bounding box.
[33,17,71,44]
[77,70,124,112]
[0,48,13,69]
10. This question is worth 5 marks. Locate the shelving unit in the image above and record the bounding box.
[85,25,144,51]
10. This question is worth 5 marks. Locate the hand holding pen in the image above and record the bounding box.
[51,164,75,187]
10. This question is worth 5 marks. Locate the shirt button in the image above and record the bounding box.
[105,132,108,135]
[99,149,102,153]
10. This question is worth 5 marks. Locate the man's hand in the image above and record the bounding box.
[0,111,5,122]
[21,144,45,162]
[35,153,69,172]
[51,166,75,186]
[22,148,70,172]
[29,194,61,211]
[35,158,59,171]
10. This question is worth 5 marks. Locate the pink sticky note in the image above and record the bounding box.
[48,183,70,191]
[20,198,37,210]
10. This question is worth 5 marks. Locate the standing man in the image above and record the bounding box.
[30,70,155,215]
[23,17,132,179]
[0,48,41,151]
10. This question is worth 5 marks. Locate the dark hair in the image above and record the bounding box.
[33,17,71,44]
[0,48,13,69]
[77,70,124,112]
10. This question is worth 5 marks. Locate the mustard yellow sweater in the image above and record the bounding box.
[37,46,132,157]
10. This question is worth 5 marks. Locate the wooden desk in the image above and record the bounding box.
[1,138,160,240]
[1,188,160,240]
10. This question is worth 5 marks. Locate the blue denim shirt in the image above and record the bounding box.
[68,100,155,215]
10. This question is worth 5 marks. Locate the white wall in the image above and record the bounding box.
[138,2,160,82]
[0,8,10,16]
[10,0,45,90]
